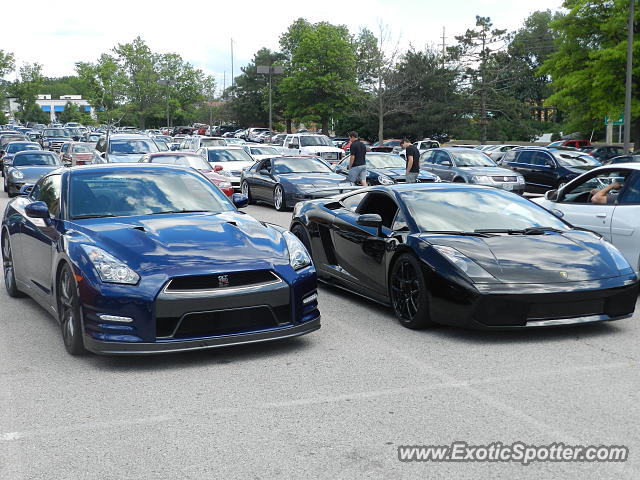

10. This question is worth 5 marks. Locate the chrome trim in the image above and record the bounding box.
[161,271,283,296]
[526,313,632,327]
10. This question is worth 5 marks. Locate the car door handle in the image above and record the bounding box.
[595,213,607,218]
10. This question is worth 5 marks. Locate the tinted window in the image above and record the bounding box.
[69,169,233,219]
[273,157,332,174]
[43,129,70,137]
[561,169,631,203]
[420,150,435,164]
[150,155,210,170]
[109,139,158,155]
[6,143,40,153]
[13,153,60,166]
[35,175,62,216]
[516,151,536,164]
[341,192,367,212]
[206,149,254,163]
[299,136,332,147]
[452,151,496,167]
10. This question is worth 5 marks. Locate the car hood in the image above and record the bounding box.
[278,172,350,187]
[12,165,61,181]
[455,166,516,176]
[107,153,146,163]
[209,161,255,173]
[420,230,621,283]
[69,211,289,276]
[301,146,344,154]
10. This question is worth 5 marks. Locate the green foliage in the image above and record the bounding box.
[10,63,50,124]
[540,0,639,137]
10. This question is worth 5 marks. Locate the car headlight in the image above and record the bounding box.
[471,175,492,184]
[283,231,312,270]
[10,170,24,179]
[433,175,442,182]
[516,175,525,183]
[43,140,50,146]
[601,240,633,273]
[378,175,394,185]
[81,245,140,285]
[432,245,495,282]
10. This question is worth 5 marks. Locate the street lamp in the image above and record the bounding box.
[257,65,284,132]
[158,78,174,128]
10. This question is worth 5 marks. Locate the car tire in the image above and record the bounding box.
[291,224,313,259]
[57,263,87,355]
[7,187,16,198]
[273,185,287,211]
[453,177,466,183]
[389,253,433,329]
[3,175,7,192]
[241,181,255,204]
[2,233,24,298]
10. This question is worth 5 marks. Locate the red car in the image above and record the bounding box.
[60,141,95,166]
[138,151,234,197]
[547,139,592,149]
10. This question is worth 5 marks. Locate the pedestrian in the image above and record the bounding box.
[347,131,367,187]
[401,138,420,183]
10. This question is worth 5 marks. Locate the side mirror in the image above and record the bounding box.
[19,184,34,196]
[259,169,271,176]
[441,160,452,167]
[545,162,555,169]
[357,213,383,236]
[214,165,223,172]
[25,201,51,221]
[544,189,558,201]
[73,136,79,141]
[232,193,249,209]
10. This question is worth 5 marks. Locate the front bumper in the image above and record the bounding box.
[83,316,320,354]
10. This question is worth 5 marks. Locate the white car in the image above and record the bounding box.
[196,146,256,191]
[281,133,344,164]
[245,145,281,161]
[532,163,640,273]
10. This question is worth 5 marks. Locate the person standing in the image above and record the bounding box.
[401,138,421,183]
[347,131,367,187]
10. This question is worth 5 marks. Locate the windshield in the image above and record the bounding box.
[452,151,496,167]
[13,153,60,166]
[150,155,210,170]
[402,188,568,233]
[109,139,158,155]
[7,143,40,153]
[553,153,601,168]
[206,149,253,162]
[72,144,93,153]
[43,129,70,137]
[273,157,333,174]
[365,153,405,169]
[69,169,233,219]
[225,138,244,145]
[200,138,227,147]
[384,140,402,147]
[250,147,279,155]
[300,136,333,147]
[88,134,102,141]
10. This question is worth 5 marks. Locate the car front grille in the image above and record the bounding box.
[49,140,65,151]
[491,176,517,183]
[165,270,279,292]
[320,152,339,161]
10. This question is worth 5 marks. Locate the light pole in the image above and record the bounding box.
[158,78,173,128]
[623,0,635,153]
[257,65,284,132]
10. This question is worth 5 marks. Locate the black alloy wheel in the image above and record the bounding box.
[273,185,286,211]
[389,253,432,329]
[57,264,86,355]
[2,233,23,298]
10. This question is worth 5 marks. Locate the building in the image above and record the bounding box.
[4,94,94,122]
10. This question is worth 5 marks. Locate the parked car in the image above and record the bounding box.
[180,136,227,151]
[40,128,72,152]
[500,147,600,193]
[1,141,42,174]
[281,133,344,164]
[413,139,440,152]
[608,154,640,164]
[240,156,357,211]
[59,141,96,167]
[548,139,591,149]
[3,150,62,197]
[224,138,246,146]
[245,145,281,161]
[1,164,320,355]
[0,133,29,152]
[81,132,103,145]
[420,148,525,194]
[247,128,270,142]
[139,151,234,197]
[485,144,520,163]
[290,183,638,329]
[533,163,640,273]
[334,152,441,185]
[581,145,624,163]
[95,134,160,163]
[371,139,403,154]
[196,146,257,191]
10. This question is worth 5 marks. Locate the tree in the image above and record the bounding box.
[279,19,358,133]
[76,54,126,125]
[10,63,49,124]
[540,0,640,142]
[0,49,15,121]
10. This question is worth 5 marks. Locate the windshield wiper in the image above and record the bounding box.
[72,214,117,219]
[475,227,563,235]
[149,210,213,215]
[426,230,495,237]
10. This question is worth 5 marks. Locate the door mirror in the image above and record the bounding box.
[357,214,383,236]
[259,169,271,176]
[545,160,555,168]
[213,165,223,172]
[25,201,51,220]
[441,160,452,167]
[544,189,558,201]
[232,193,249,208]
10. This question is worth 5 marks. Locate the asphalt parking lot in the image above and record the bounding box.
[1,196,639,480]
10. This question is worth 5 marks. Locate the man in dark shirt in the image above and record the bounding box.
[401,138,420,183]
[348,131,367,186]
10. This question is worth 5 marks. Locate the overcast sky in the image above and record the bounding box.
[2,0,564,94]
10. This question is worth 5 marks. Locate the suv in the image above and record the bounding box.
[180,136,227,151]
[581,145,624,164]
[40,128,72,152]
[281,133,344,164]
[500,147,601,193]
[95,133,160,163]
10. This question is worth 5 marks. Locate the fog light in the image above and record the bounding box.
[98,314,133,323]
[303,293,318,305]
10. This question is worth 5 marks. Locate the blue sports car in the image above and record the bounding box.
[1,164,320,355]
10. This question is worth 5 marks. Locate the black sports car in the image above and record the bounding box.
[241,156,359,211]
[290,183,638,329]
[334,152,441,185]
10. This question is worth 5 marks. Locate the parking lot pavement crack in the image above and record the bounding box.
[576,338,638,363]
